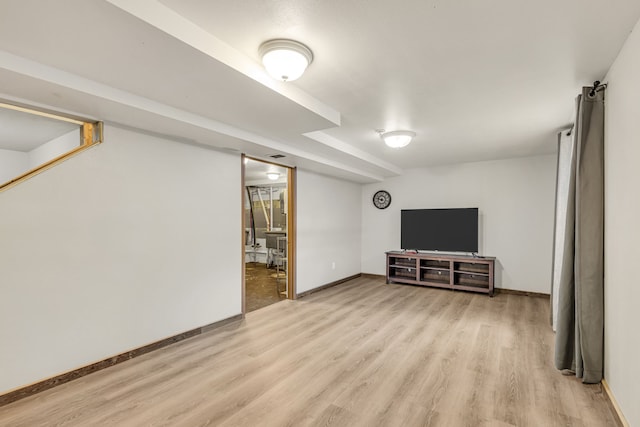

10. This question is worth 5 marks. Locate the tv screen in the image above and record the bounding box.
[401,208,478,252]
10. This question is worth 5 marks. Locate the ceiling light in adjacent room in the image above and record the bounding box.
[380,130,416,148]
[266,172,280,180]
[259,39,313,82]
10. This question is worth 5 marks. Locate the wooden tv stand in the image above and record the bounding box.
[386,251,495,296]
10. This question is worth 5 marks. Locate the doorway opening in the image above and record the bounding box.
[242,156,295,313]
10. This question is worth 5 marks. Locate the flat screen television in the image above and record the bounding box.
[401,208,478,253]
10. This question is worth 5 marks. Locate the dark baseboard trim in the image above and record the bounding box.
[296,273,362,298]
[0,280,552,407]
[360,273,386,280]
[495,288,550,298]
[0,314,243,408]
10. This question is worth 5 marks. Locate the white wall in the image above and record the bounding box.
[0,148,28,184]
[296,170,362,294]
[361,155,556,293]
[603,16,640,427]
[0,125,241,394]
[0,129,79,185]
[28,129,80,168]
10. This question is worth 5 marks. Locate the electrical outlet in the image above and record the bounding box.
[331,261,336,270]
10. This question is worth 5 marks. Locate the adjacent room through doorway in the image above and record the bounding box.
[243,157,292,312]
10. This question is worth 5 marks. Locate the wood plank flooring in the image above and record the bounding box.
[0,277,620,426]
[245,262,286,312]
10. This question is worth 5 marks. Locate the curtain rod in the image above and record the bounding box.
[566,81,608,136]
[589,80,607,97]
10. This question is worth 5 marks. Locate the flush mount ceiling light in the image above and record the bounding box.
[259,39,313,82]
[380,130,416,148]
[266,172,280,180]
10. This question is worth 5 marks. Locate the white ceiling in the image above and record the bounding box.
[0,107,79,152]
[1,0,639,182]
[245,158,287,186]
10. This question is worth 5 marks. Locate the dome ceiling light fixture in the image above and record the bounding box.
[259,39,313,82]
[379,130,416,148]
[266,172,280,180]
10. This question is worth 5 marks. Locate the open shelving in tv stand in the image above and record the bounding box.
[386,251,495,296]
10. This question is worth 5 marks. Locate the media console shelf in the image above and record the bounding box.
[386,251,495,296]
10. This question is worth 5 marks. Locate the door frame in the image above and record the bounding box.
[241,154,296,315]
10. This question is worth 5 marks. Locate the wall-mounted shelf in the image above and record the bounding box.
[386,251,495,296]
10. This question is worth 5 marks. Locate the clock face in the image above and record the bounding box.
[373,190,392,209]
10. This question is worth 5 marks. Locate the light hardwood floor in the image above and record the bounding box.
[0,277,620,426]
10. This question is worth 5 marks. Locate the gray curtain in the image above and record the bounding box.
[550,129,574,331]
[554,86,604,384]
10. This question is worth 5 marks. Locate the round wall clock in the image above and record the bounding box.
[373,190,392,209]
